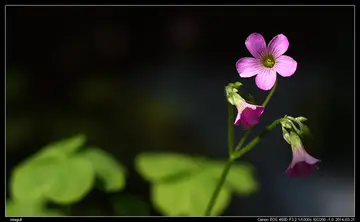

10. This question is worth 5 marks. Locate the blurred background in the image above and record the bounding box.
[6,5,354,216]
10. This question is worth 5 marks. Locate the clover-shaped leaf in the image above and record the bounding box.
[10,157,59,202]
[135,152,258,216]
[11,155,95,205]
[32,134,86,161]
[135,153,200,182]
[46,156,95,204]
[82,147,126,192]
[199,160,258,195]
[152,172,231,216]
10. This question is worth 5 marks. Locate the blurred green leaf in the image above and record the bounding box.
[6,200,64,216]
[152,172,231,216]
[200,161,258,195]
[213,164,257,195]
[46,156,95,204]
[113,194,150,216]
[135,152,258,216]
[135,153,200,182]
[10,158,59,202]
[32,134,86,161]
[82,147,126,192]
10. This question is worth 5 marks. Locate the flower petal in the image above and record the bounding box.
[242,107,259,124]
[286,162,316,177]
[253,106,265,118]
[275,55,297,77]
[285,146,320,177]
[242,107,262,128]
[234,112,242,126]
[246,104,265,118]
[234,103,265,129]
[268,34,289,58]
[236,57,262,78]
[245,33,267,58]
[305,154,320,165]
[255,68,277,91]
[241,120,252,130]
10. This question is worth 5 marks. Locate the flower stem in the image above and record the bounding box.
[204,81,278,216]
[234,126,253,152]
[228,102,235,155]
[204,118,282,216]
[232,118,283,159]
[262,80,278,107]
[205,101,235,216]
[204,158,234,216]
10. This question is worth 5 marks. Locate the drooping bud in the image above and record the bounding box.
[225,82,264,129]
[285,131,320,177]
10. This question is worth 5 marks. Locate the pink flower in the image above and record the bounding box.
[234,101,265,129]
[236,33,297,91]
[286,134,320,177]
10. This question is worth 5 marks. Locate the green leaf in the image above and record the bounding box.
[6,200,41,216]
[136,153,258,216]
[113,194,150,216]
[10,158,59,202]
[82,147,126,192]
[46,156,95,204]
[11,156,95,205]
[223,164,258,195]
[6,200,64,216]
[135,153,200,182]
[32,134,86,161]
[152,172,231,216]
[201,161,258,195]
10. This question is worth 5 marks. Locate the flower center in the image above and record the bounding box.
[262,55,276,68]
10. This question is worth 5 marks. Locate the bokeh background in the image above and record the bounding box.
[6,6,355,216]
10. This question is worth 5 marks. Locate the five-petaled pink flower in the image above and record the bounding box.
[286,133,320,177]
[234,101,265,129]
[236,33,298,91]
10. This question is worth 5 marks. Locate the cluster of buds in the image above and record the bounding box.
[280,116,320,177]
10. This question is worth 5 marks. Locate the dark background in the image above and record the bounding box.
[6,6,355,216]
